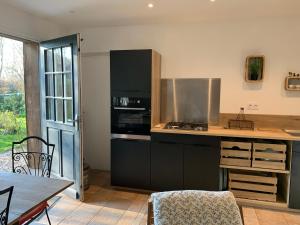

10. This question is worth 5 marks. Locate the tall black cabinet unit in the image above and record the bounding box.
[110,50,161,189]
[289,141,300,209]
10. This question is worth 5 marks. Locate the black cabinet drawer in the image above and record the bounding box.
[111,138,150,189]
[151,142,183,191]
[151,132,220,147]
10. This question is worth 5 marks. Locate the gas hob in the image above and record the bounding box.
[164,122,208,131]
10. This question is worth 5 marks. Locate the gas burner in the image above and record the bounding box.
[164,122,208,131]
[164,122,182,129]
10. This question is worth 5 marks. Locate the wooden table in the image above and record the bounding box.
[0,172,73,225]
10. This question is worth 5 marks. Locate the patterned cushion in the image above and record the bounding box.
[151,191,243,225]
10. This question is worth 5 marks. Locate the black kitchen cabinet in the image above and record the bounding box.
[183,142,220,191]
[289,141,300,209]
[111,138,150,189]
[151,142,183,191]
[110,50,152,96]
[150,133,221,191]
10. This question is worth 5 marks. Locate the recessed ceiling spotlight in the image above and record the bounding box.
[148,3,154,8]
[210,0,215,2]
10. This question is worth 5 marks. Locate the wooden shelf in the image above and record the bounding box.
[220,164,290,174]
[236,197,288,210]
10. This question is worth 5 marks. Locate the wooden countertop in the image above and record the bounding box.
[151,124,300,141]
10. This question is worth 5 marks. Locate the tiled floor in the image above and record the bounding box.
[37,170,300,225]
[38,171,148,225]
[243,207,300,225]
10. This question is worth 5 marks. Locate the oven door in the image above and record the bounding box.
[111,107,151,135]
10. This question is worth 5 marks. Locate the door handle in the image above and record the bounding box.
[67,114,80,130]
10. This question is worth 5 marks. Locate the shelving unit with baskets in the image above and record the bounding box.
[220,138,292,209]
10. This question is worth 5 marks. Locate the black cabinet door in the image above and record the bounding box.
[110,50,152,95]
[183,143,220,191]
[289,142,300,209]
[111,139,150,189]
[151,142,183,191]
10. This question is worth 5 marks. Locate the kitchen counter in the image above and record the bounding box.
[151,124,300,141]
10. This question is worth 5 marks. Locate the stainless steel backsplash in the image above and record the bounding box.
[161,78,221,125]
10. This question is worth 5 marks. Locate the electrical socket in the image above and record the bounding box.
[247,102,259,111]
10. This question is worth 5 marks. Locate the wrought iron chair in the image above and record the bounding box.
[0,186,14,225]
[12,136,55,225]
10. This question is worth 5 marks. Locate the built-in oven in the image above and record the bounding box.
[111,96,151,137]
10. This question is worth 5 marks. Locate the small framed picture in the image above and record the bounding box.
[245,55,264,82]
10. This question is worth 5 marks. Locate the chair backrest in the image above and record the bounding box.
[12,136,55,178]
[0,186,14,225]
[147,198,244,225]
[149,191,244,225]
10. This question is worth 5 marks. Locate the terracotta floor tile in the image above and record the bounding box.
[283,212,300,225]
[255,208,288,224]
[87,207,125,225]
[104,197,133,211]
[38,214,64,225]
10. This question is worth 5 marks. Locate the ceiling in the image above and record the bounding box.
[1,0,300,29]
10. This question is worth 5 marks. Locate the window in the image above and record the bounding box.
[44,46,74,124]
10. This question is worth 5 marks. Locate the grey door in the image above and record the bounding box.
[40,34,83,199]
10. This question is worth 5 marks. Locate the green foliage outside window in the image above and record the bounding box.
[0,111,19,134]
[0,94,26,116]
[0,36,26,153]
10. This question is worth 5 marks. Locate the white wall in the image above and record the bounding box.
[81,54,111,170]
[0,2,64,41]
[76,17,300,170]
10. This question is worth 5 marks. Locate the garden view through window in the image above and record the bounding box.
[0,36,26,161]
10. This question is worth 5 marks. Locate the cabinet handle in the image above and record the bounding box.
[154,142,214,148]
[124,139,145,142]
[113,107,146,111]
[155,141,177,145]
[189,144,211,148]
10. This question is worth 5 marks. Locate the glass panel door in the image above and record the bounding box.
[44,47,74,125]
[40,34,83,200]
